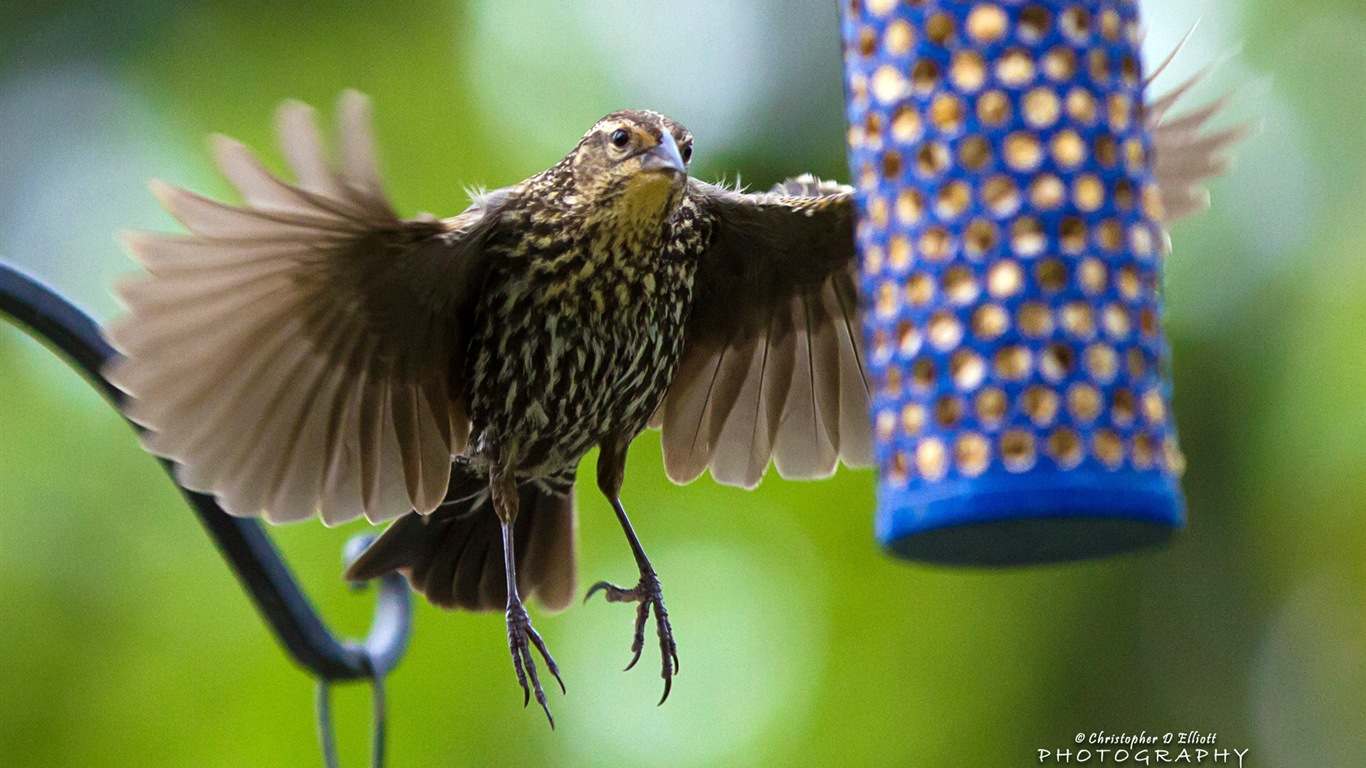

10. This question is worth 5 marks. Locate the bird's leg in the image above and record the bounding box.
[584,435,680,704]
[490,466,564,727]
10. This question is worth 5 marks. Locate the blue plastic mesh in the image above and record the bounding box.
[840,0,1185,562]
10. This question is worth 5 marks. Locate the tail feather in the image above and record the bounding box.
[345,468,577,612]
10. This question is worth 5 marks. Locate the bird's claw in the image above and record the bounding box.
[583,569,679,704]
[506,602,564,728]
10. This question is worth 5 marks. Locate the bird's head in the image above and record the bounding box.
[567,110,692,228]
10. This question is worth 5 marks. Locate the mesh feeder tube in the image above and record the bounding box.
[842,0,1186,565]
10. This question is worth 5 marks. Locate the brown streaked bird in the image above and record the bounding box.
[105,57,1242,725]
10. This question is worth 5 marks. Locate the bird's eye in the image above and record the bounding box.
[610,129,631,148]
[680,143,693,163]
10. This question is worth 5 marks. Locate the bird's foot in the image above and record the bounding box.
[584,568,679,704]
[506,601,564,728]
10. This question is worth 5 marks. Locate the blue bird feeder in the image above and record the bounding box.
[842,0,1185,565]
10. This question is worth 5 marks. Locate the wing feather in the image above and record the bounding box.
[106,92,508,524]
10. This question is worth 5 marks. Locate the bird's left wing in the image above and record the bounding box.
[652,176,870,489]
[106,91,511,525]
[654,64,1246,490]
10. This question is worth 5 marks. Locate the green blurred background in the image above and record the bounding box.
[2,0,1363,765]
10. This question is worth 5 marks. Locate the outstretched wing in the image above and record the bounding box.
[653,175,869,489]
[654,60,1246,490]
[106,91,509,525]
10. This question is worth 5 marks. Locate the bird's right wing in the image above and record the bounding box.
[106,91,510,525]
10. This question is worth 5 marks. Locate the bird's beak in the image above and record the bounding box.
[638,131,686,176]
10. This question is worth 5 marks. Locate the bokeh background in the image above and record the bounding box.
[2,0,1363,765]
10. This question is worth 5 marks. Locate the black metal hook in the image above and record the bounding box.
[0,259,411,766]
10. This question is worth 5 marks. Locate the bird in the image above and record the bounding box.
[104,54,1242,726]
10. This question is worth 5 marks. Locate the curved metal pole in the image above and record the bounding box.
[0,259,412,682]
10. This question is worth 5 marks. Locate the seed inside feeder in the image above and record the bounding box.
[917,142,950,176]
[1019,5,1052,42]
[872,65,908,104]
[997,49,1036,87]
[1017,301,1053,336]
[964,219,998,256]
[1039,342,1075,382]
[1004,132,1044,171]
[911,59,940,94]
[1097,220,1123,251]
[1060,301,1096,338]
[966,3,1008,43]
[896,189,925,224]
[912,358,937,390]
[1067,383,1103,422]
[995,345,1032,380]
[950,349,988,389]
[1035,259,1068,291]
[882,150,904,178]
[1084,343,1119,382]
[889,236,912,271]
[934,395,965,427]
[896,319,920,357]
[977,90,1011,125]
[983,176,1021,216]
[1001,429,1037,472]
[1117,265,1140,300]
[959,136,992,170]
[1052,130,1086,167]
[907,273,935,306]
[1078,257,1107,293]
[1093,429,1124,468]
[925,12,955,45]
[927,311,964,350]
[942,266,979,304]
[956,433,991,476]
[891,105,923,143]
[1127,348,1147,378]
[951,51,988,92]
[1089,50,1111,84]
[1060,217,1087,252]
[1133,434,1155,470]
[936,181,972,218]
[1142,389,1166,425]
[858,27,878,57]
[987,260,1024,298]
[1111,389,1136,426]
[1066,88,1098,123]
[1030,174,1065,209]
[1102,303,1130,338]
[972,304,1010,339]
[976,388,1008,426]
[886,19,914,55]
[919,226,952,260]
[1047,428,1084,468]
[1043,46,1077,81]
[1022,385,1060,426]
[1012,217,1046,256]
[931,94,966,133]
[1060,6,1091,43]
[902,403,927,435]
[917,438,949,481]
[1024,88,1061,128]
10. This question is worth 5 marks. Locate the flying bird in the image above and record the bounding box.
[105,54,1242,726]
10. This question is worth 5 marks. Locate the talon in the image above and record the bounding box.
[587,567,679,704]
[583,581,612,603]
[505,603,563,728]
